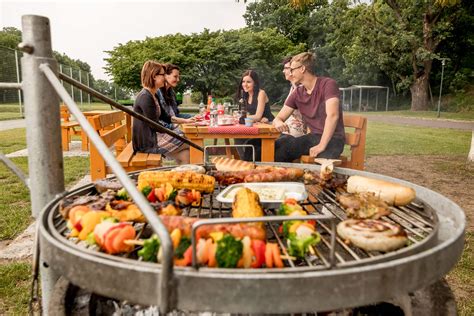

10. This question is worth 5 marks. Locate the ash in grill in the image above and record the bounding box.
[53,169,438,270]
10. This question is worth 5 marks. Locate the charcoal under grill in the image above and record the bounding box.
[39,163,465,314]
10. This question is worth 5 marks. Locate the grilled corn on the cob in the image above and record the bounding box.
[232,188,264,227]
[138,171,216,193]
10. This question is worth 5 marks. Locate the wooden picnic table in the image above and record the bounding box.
[181,122,281,164]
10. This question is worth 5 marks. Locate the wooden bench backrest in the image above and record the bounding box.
[60,105,71,122]
[88,112,127,146]
[88,112,128,180]
[300,114,367,170]
[341,114,367,170]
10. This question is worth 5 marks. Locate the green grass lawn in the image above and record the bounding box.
[366,121,471,156]
[361,110,474,121]
[0,102,114,121]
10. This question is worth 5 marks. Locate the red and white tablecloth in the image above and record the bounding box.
[208,124,259,135]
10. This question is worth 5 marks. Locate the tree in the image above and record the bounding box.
[0,27,22,49]
[104,28,303,103]
[244,0,326,45]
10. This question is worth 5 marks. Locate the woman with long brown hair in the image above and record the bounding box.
[234,69,274,161]
[132,60,167,155]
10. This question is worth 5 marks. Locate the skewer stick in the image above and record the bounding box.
[124,239,145,246]
[280,255,297,261]
[308,245,316,256]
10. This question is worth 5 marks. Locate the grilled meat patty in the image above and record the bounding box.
[337,192,391,219]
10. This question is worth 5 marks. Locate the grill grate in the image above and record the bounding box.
[53,171,438,271]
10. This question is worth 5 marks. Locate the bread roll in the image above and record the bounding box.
[347,175,416,206]
[212,156,255,172]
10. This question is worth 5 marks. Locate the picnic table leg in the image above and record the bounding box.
[81,129,88,151]
[61,127,69,151]
[261,138,275,162]
[189,138,204,164]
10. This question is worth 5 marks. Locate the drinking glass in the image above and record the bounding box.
[232,110,241,124]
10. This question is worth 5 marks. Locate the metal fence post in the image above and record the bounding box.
[69,67,74,101]
[79,70,83,106]
[86,72,91,105]
[14,49,23,117]
[20,14,64,315]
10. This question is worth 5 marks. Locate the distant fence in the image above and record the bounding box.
[0,46,127,117]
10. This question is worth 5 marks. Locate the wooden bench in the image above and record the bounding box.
[300,114,367,170]
[88,111,162,181]
[60,105,83,151]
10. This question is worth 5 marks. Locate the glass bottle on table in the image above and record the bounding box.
[209,99,218,127]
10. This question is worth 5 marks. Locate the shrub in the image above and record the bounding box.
[191,91,203,104]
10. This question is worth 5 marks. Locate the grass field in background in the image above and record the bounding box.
[361,110,474,121]
[0,102,114,121]
[366,121,471,156]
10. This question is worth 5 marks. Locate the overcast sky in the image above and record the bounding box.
[1,0,249,80]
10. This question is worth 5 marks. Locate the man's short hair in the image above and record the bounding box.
[291,52,316,75]
[281,56,292,66]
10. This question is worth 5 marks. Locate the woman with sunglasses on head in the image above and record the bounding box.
[132,60,168,155]
[157,64,195,121]
[234,69,274,161]
[273,52,345,162]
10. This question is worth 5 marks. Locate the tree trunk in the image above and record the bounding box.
[410,74,430,111]
[468,130,474,163]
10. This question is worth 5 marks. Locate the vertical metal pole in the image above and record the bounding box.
[366,89,369,111]
[386,87,389,111]
[59,64,63,84]
[114,85,117,101]
[437,59,445,118]
[342,89,345,110]
[79,70,83,107]
[20,15,64,315]
[15,50,23,117]
[358,87,362,112]
[86,72,91,105]
[375,90,378,111]
[350,87,353,111]
[69,67,74,101]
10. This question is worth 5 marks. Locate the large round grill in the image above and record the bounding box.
[39,163,465,313]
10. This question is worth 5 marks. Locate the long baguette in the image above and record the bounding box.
[346,175,416,206]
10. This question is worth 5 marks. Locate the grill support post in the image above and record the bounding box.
[20,15,64,315]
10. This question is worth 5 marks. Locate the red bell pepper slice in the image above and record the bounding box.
[147,190,157,203]
[251,239,266,268]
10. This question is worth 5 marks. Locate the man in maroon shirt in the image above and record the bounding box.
[273,52,345,162]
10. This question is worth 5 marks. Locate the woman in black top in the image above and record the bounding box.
[132,60,167,155]
[236,69,274,123]
[234,70,274,161]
